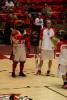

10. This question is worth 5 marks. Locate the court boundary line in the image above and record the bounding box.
[45,86,67,98]
[0,86,67,98]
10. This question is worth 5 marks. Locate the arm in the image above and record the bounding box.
[39,40,42,51]
[50,29,59,49]
[39,28,43,51]
[11,36,19,44]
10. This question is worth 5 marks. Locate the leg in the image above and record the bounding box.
[19,62,26,77]
[47,60,52,76]
[36,49,44,75]
[34,46,41,74]
[34,46,39,68]
[12,61,18,77]
[35,54,39,68]
[62,74,67,88]
[36,59,43,75]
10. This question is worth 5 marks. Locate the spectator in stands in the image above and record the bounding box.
[5,0,14,8]
[42,3,52,19]
[28,13,33,26]
[28,3,36,13]
[24,14,31,28]
[61,4,67,24]
[37,19,55,75]
[34,13,44,28]
[0,0,5,10]
[3,0,15,12]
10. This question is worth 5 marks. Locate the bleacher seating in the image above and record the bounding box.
[0,0,67,46]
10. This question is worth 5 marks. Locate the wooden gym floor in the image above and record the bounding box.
[0,45,67,100]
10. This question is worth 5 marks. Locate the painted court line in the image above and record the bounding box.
[0,85,67,98]
[45,86,67,98]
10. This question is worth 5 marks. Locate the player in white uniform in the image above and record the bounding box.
[58,33,67,88]
[37,19,55,75]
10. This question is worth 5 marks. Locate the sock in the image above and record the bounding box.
[20,62,24,73]
[12,61,17,73]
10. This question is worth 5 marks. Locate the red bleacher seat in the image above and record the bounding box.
[17,0,25,3]
[45,0,54,2]
[29,0,42,3]
[52,5,63,11]
[15,6,25,13]
[53,0,62,2]
[41,0,47,2]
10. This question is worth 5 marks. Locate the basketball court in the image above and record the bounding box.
[0,45,67,100]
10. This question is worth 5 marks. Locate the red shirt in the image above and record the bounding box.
[56,40,67,56]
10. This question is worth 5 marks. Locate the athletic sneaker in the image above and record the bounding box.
[46,70,50,76]
[12,72,16,77]
[36,70,41,75]
[19,72,26,77]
